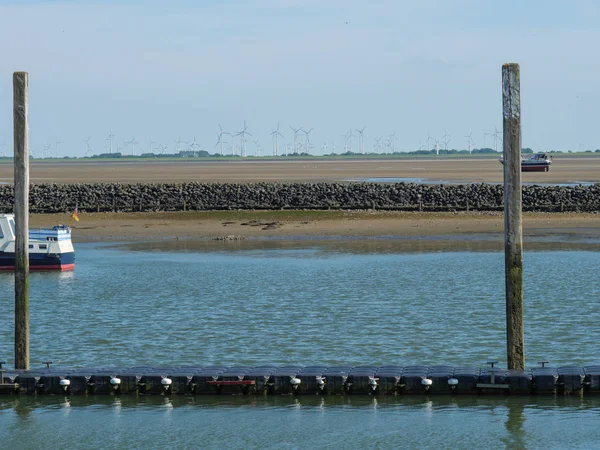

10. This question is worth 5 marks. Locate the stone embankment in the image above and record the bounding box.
[0,182,599,213]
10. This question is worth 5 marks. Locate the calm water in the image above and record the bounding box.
[1,240,600,449]
[349,177,596,186]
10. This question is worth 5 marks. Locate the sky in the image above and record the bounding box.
[1,0,600,157]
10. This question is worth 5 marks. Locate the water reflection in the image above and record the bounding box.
[0,269,75,284]
[2,394,599,448]
[2,394,597,411]
[118,236,600,255]
[503,400,526,450]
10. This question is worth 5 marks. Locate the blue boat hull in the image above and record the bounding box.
[0,251,75,271]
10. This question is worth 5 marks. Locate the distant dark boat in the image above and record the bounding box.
[499,153,553,172]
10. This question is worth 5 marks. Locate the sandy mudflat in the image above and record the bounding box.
[29,210,600,243]
[0,156,599,184]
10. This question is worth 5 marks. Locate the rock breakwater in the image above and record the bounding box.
[0,182,598,213]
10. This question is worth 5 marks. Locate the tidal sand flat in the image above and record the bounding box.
[29,210,600,246]
[1,156,599,184]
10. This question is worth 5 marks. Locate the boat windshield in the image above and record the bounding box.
[9,217,15,236]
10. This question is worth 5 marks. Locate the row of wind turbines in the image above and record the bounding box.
[421,126,503,155]
[219,123,391,156]
[23,138,64,159]
[81,131,205,158]
[89,122,502,158]
[215,122,319,157]
[6,122,504,159]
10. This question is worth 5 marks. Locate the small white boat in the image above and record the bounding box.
[0,214,75,271]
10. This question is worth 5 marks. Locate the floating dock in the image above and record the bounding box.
[1,363,600,396]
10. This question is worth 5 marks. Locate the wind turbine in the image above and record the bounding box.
[271,122,284,156]
[235,121,251,157]
[464,131,474,154]
[491,125,501,152]
[106,130,115,155]
[341,132,349,152]
[290,126,303,154]
[188,136,199,156]
[426,133,433,152]
[389,132,397,153]
[83,137,92,157]
[54,137,63,158]
[174,137,183,154]
[148,138,155,155]
[303,128,313,155]
[125,137,137,156]
[442,129,451,151]
[215,125,229,156]
[43,142,52,159]
[385,138,391,152]
[321,142,328,155]
[253,139,261,157]
[355,126,366,153]
[434,138,440,155]
[345,129,354,152]
[482,129,489,149]
[214,131,223,154]
[374,137,382,153]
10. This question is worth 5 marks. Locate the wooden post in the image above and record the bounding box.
[502,63,524,370]
[13,71,30,370]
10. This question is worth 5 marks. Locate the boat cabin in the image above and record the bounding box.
[0,214,16,249]
[0,213,75,271]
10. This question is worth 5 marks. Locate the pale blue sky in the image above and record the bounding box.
[1,0,599,157]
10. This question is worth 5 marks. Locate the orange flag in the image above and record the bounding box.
[71,204,79,222]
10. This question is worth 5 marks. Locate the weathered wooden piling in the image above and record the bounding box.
[502,63,524,370]
[13,71,30,370]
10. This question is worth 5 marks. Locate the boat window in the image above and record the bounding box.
[39,244,47,249]
[9,219,15,236]
[29,244,33,249]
